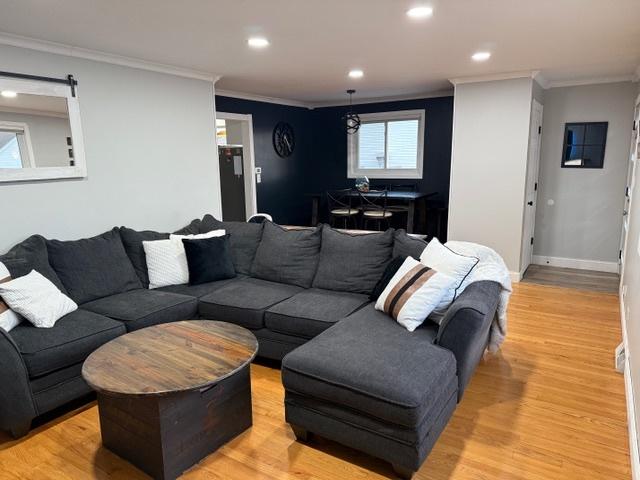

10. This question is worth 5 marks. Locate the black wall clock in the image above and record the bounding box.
[273,122,295,158]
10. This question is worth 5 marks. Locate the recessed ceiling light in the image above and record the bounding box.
[1,90,17,98]
[472,51,491,62]
[406,6,433,18]
[248,37,269,48]
[348,69,364,79]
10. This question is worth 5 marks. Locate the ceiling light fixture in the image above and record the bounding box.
[248,37,269,48]
[1,90,17,98]
[471,51,491,62]
[348,69,364,79]
[343,89,361,135]
[406,6,433,18]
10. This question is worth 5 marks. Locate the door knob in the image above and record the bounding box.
[527,201,533,206]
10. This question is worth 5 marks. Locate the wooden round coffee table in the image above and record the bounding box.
[82,320,258,480]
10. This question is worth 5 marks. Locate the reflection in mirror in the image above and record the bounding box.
[0,93,72,169]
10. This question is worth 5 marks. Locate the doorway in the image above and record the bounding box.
[216,112,257,221]
[521,99,544,275]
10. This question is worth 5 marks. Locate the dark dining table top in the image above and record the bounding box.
[307,190,437,200]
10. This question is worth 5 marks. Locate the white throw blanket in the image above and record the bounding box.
[445,241,512,352]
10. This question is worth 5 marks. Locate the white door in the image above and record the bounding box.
[521,99,544,274]
[620,95,640,276]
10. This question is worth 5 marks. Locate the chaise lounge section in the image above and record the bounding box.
[0,215,500,478]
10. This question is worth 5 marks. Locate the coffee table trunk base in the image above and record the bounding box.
[97,366,252,480]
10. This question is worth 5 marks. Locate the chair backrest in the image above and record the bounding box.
[326,188,355,212]
[358,189,388,212]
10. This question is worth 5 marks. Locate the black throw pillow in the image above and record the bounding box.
[182,235,236,285]
[369,256,408,301]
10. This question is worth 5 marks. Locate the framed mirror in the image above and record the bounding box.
[0,74,86,182]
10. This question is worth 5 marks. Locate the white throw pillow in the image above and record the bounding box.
[145,229,225,289]
[419,237,479,323]
[0,262,22,332]
[375,256,455,332]
[0,270,77,328]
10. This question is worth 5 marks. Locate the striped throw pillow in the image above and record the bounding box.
[375,257,455,332]
[0,262,22,332]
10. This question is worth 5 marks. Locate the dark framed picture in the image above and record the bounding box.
[561,121,608,169]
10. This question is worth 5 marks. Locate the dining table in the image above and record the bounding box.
[308,190,437,233]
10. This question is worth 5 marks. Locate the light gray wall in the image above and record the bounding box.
[0,44,221,252]
[0,111,71,167]
[448,77,534,274]
[534,82,636,263]
[621,83,640,460]
[224,120,243,145]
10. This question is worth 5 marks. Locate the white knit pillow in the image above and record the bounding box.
[375,257,455,332]
[145,229,225,289]
[0,270,77,328]
[0,262,22,332]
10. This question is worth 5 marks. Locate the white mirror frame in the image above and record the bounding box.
[0,77,87,182]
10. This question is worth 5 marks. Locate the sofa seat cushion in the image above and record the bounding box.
[282,303,455,428]
[157,276,243,298]
[198,277,303,329]
[265,289,370,339]
[9,309,125,378]
[82,289,198,331]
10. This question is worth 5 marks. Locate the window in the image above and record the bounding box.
[0,123,33,169]
[348,110,425,179]
[561,122,608,169]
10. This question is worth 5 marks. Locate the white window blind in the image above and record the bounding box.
[0,130,26,169]
[348,110,425,179]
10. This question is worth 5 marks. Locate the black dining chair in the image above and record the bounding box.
[326,188,359,229]
[358,189,393,231]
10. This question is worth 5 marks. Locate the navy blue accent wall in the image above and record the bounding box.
[215,96,313,225]
[215,94,453,232]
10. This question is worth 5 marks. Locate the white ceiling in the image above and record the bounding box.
[0,0,639,104]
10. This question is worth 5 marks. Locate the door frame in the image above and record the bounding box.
[520,98,544,276]
[620,92,640,279]
[216,112,258,220]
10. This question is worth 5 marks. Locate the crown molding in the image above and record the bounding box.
[546,74,637,88]
[215,89,311,109]
[308,89,454,108]
[448,70,539,86]
[0,32,219,82]
[533,72,550,89]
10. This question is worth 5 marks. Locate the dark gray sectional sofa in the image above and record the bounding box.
[0,215,500,479]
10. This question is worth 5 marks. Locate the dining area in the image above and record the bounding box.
[307,182,442,236]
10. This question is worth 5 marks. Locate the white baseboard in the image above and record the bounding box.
[532,255,619,273]
[509,271,522,283]
[621,292,640,480]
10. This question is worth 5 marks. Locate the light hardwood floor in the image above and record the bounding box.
[0,282,629,479]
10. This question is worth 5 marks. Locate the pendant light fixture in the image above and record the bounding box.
[343,89,361,135]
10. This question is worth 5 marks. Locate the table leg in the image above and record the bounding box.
[311,197,319,226]
[407,200,416,233]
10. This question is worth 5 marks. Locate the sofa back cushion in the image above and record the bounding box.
[312,226,394,294]
[393,229,428,259]
[0,235,67,293]
[119,227,170,288]
[46,228,142,304]
[200,214,264,275]
[251,223,321,288]
[173,218,202,235]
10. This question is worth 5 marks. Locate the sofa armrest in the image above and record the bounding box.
[0,328,37,437]
[436,281,501,399]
